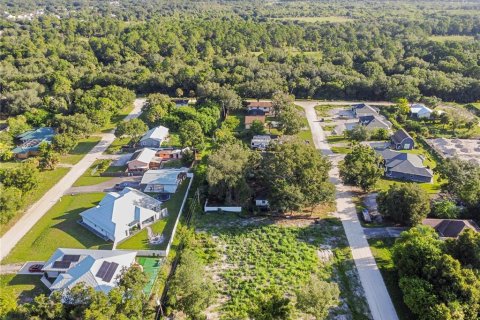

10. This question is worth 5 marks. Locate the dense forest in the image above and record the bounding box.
[1,0,480,122]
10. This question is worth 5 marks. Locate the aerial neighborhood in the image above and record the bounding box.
[0,2,480,320]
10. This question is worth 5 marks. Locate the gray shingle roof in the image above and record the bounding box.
[376,149,433,178]
[391,129,412,144]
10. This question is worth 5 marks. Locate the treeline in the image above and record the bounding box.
[1,10,479,119]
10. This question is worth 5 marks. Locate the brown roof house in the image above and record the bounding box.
[126,148,161,172]
[245,109,266,129]
[422,218,480,238]
[247,101,273,116]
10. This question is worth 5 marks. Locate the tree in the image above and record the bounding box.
[115,118,148,145]
[377,183,430,226]
[206,142,252,205]
[346,125,370,141]
[296,275,340,320]
[431,200,460,219]
[249,287,293,320]
[142,93,175,126]
[278,104,304,135]
[38,142,60,170]
[271,91,295,116]
[371,128,390,140]
[0,288,17,318]
[339,144,383,191]
[179,120,204,150]
[437,157,480,210]
[52,133,78,155]
[395,98,410,115]
[0,186,23,224]
[249,120,265,136]
[0,161,39,192]
[168,250,215,319]
[54,114,96,137]
[7,115,31,137]
[261,139,335,213]
[446,229,480,269]
[0,142,13,161]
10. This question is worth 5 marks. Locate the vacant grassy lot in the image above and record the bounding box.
[117,178,190,250]
[273,16,353,23]
[0,167,70,236]
[73,160,125,187]
[0,274,48,304]
[315,104,346,117]
[194,213,370,319]
[428,35,475,42]
[2,193,112,264]
[59,136,102,165]
[368,238,414,320]
[106,137,131,154]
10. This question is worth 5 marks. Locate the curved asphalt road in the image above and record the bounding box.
[297,101,399,320]
[0,98,146,261]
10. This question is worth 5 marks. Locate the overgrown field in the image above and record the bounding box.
[194,213,371,319]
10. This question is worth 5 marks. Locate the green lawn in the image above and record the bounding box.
[327,135,349,144]
[117,178,190,250]
[0,274,48,304]
[162,159,184,168]
[100,104,136,133]
[368,238,415,320]
[106,137,131,154]
[0,167,71,237]
[296,128,313,144]
[2,193,112,264]
[59,136,102,165]
[73,160,125,187]
[331,146,352,154]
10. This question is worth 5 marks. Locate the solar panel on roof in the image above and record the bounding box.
[53,261,71,269]
[102,262,119,283]
[62,255,81,262]
[96,261,111,279]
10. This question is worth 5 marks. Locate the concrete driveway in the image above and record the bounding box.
[17,262,46,275]
[0,98,146,261]
[298,101,399,320]
[66,176,142,194]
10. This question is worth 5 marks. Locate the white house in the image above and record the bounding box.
[251,135,272,150]
[41,248,137,295]
[410,104,433,119]
[140,168,188,193]
[139,126,169,148]
[126,148,159,172]
[80,188,166,244]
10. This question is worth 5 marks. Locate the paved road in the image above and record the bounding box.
[0,98,146,261]
[363,227,407,239]
[297,101,399,320]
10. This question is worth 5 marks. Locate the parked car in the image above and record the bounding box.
[362,209,372,222]
[114,181,140,190]
[28,264,43,273]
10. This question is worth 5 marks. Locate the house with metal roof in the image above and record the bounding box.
[80,188,166,244]
[375,148,433,183]
[13,127,56,159]
[140,168,188,193]
[41,248,137,294]
[391,129,415,150]
[422,219,480,238]
[139,126,169,148]
[410,104,433,119]
[251,135,274,150]
[126,148,160,172]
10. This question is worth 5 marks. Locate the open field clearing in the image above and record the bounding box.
[193,213,371,319]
